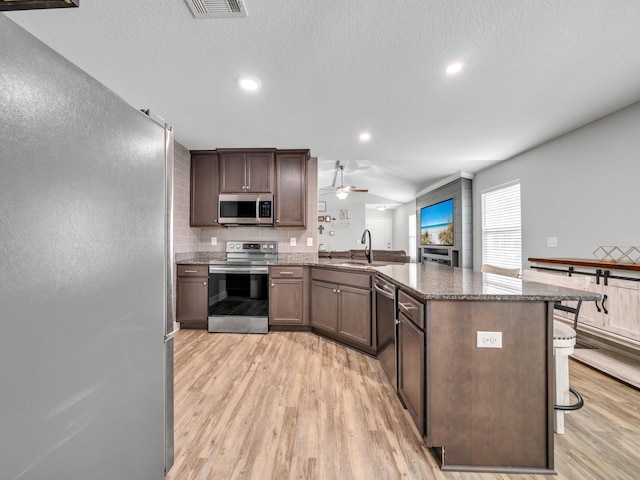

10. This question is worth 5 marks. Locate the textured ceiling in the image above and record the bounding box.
[6,0,640,203]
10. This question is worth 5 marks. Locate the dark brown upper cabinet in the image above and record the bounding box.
[275,149,308,228]
[218,148,275,193]
[190,151,219,227]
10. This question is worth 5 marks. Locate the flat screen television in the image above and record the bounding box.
[420,198,454,246]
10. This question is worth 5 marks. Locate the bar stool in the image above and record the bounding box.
[522,269,587,434]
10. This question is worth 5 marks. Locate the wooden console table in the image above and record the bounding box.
[528,257,640,388]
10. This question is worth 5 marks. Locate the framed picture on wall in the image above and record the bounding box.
[318,201,326,212]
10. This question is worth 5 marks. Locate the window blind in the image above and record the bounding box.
[482,182,522,270]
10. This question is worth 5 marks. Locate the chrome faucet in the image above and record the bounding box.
[361,229,373,264]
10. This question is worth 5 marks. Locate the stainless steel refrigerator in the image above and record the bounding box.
[1,14,174,479]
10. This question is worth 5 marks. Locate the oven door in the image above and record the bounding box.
[207,264,269,333]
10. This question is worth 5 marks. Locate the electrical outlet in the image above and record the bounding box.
[211,237,217,246]
[307,237,313,247]
[547,236,558,247]
[477,331,503,349]
[290,237,296,246]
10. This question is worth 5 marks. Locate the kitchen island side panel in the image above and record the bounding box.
[426,300,553,471]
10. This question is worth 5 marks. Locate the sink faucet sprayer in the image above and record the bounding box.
[361,229,373,264]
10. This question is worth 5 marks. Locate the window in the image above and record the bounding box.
[482,182,521,269]
[408,213,416,261]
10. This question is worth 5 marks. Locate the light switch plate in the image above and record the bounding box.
[307,237,313,246]
[290,237,296,246]
[477,331,503,348]
[211,237,217,246]
[547,236,558,247]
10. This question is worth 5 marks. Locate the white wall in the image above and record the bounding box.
[317,192,398,251]
[473,100,640,271]
[392,202,415,255]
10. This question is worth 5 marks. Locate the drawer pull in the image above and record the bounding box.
[184,270,199,273]
[398,302,415,311]
[279,271,294,275]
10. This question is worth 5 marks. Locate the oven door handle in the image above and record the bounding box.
[209,265,269,274]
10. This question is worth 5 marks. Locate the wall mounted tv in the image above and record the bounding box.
[420,198,454,246]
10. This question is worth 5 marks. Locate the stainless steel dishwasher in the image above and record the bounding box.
[374,275,398,391]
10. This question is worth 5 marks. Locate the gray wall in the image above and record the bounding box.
[473,100,640,271]
[1,16,166,480]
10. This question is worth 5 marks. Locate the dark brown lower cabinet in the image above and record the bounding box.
[176,265,208,330]
[398,310,425,436]
[310,268,373,353]
[269,266,308,328]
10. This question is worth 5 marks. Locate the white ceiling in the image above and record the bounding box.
[6,0,640,203]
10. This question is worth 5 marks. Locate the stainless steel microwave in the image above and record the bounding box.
[218,193,274,225]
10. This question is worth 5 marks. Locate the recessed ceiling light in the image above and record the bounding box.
[445,62,463,75]
[359,132,371,142]
[238,75,262,91]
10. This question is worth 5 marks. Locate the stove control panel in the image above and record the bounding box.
[226,241,278,254]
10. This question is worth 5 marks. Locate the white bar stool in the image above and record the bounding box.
[522,269,587,434]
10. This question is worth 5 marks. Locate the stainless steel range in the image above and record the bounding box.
[207,241,278,334]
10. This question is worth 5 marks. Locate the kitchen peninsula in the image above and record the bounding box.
[316,262,598,473]
[176,254,598,473]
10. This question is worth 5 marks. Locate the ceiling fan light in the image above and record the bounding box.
[336,190,349,200]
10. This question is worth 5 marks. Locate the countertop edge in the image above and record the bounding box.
[178,258,599,302]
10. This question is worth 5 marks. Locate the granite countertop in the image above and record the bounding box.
[374,263,600,302]
[176,253,599,302]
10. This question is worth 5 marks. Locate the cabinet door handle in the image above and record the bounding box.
[398,302,415,311]
[271,283,274,287]
[336,289,341,294]
[332,289,337,293]
[601,294,608,314]
[203,282,207,285]
[595,299,601,313]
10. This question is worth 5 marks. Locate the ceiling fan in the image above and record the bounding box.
[321,161,369,200]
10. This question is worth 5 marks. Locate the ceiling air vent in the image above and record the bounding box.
[184,0,247,18]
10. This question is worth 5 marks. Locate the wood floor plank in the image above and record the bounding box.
[167,330,640,480]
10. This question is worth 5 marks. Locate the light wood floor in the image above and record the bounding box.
[572,347,640,389]
[166,330,640,480]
